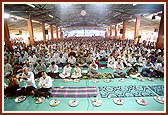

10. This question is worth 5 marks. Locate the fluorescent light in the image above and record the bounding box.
[133,3,136,6]
[4,13,10,18]
[49,14,53,18]
[27,4,35,8]
[32,20,40,23]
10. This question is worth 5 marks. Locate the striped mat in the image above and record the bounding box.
[51,87,97,98]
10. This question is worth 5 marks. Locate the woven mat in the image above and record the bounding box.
[51,87,97,98]
[98,85,164,98]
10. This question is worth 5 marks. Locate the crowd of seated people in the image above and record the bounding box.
[4,36,164,97]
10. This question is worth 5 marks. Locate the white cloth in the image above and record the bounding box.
[19,56,26,64]
[54,53,60,59]
[143,62,154,69]
[71,67,82,78]
[4,63,12,76]
[57,57,66,63]
[107,57,115,68]
[155,63,164,72]
[22,72,37,88]
[38,75,52,88]
[48,65,58,73]
[68,57,76,64]
[128,56,136,64]
[89,63,98,71]
[48,56,55,63]
[138,56,146,66]
[59,66,72,78]
[130,73,140,78]
[29,55,37,64]
[113,61,125,72]
[63,52,69,60]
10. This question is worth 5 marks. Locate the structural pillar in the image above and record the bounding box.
[110,25,112,38]
[60,28,62,40]
[50,24,54,40]
[56,26,59,40]
[134,17,140,43]
[27,18,34,46]
[156,12,164,49]
[106,28,108,38]
[4,20,13,51]
[122,21,126,40]
[42,23,46,43]
[115,24,118,39]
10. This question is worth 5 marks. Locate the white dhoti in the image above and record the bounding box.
[59,73,70,79]
[71,73,82,79]
[130,73,140,78]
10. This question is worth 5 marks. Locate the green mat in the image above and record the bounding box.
[4,78,164,112]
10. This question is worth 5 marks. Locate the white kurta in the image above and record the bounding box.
[4,63,12,76]
[22,72,37,88]
[59,66,72,78]
[71,67,82,78]
[107,57,115,68]
[48,64,59,73]
[113,61,125,72]
[68,57,76,64]
[38,75,52,88]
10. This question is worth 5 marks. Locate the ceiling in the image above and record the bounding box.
[4,3,164,33]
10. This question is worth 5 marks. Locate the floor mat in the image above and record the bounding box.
[98,85,157,98]
[148,85,164,96]
[51,87,97,98]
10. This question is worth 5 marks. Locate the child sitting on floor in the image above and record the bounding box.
[126,63,140,78]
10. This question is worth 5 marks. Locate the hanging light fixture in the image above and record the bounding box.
[152,15,156,20]
[27,4,35,8]
[49,14,53,18]
[80,10,87,16]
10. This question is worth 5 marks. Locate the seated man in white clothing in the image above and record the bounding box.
[128,54,137,66]
[57,54,66,68]
[120,53,128,67]
[71,64,82,79]
[4,60,12,77]
[59,63,72,79]
[47,61,59,78]
[34,71,52,97]
[107,54,115,69]
[48,53,55,64]
[138,54,146,66]
[153,60,164,78]
[29,53,37,65]
[68,55,76,67]
[63,50,69,62]
[88,61,101,77]
[16,67,37,96]
[113,56,126,78]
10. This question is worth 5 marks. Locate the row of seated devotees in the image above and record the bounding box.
[4,57,164,98]
[4,37,164,98]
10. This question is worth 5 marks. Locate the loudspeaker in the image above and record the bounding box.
[152,16,156,20]
[154,28,158,32]
[120,29,123,34]
[45,30,48,35]
[138,35,141,38]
